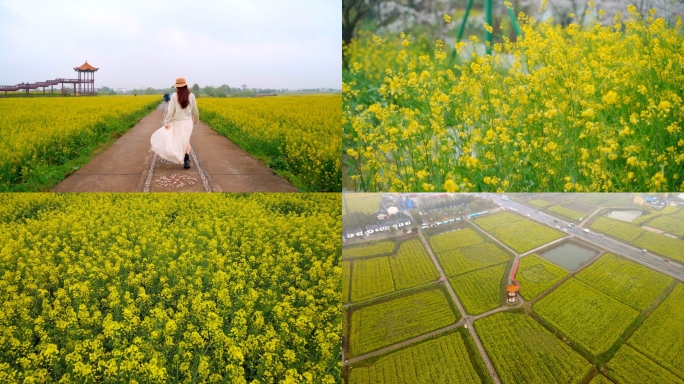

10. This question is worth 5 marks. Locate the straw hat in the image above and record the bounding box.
[174,77,187,87]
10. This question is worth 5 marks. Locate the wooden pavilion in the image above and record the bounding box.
[73,61,98,95]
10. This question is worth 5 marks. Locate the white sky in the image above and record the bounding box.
[0,0,341,90]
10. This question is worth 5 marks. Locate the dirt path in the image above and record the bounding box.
[417,230,502,384]
[53,102,296,192]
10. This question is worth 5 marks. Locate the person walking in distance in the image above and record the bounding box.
[150,77,199,169]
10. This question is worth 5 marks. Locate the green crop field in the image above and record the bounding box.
[646,215,684,237]
[488,220,565,253]
[429,228,483,253]
[534,279,639,356]
[476,312,591,384]
[529,199,552,208]
[389,240,439,290]
[590,216,644,242]
[562,200,598,214]
[633,232,684,263]
[343,241,395,259]
[345,193,382,214]
[577,194,613,204]
[588,374,613,384]
[575,254,672,311]
[349,289,457,356]
[351,257,395,302]
[627,284,684,381]
[598,195,641,208]
[548,205,584,221]
[449,263,506,315]
[632,205,679,224]
[436,243,509,277]
[607,344,684,384]
[474,212,524,231]
[343,261,351,303]
[348,332,484,384]
[515,254,568,301]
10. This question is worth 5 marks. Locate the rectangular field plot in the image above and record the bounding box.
[515,254,568,301]
[487,220,565,253]
[476,312,591,384]
[626,284,684,381]
[633,205,679,224]
[633,231,684,263]
[534,279,639,356]
[529,199,552,208]
[349,289,458,356]
[588,374,613,384]
[598,195,641,208]
[607,344,684,384]
[449,263,506,315]
[348,332,484,384]
[343,241,395,259]
[429,228,483,253]
[548,205,584,221]
[577,194,614,204]
[345,193,382,214]
[389,240,439,290]
[575,253,672,311]
[343,261,351,303]
[646,215,684,237]
[351,257,395,302]
[437,243,510,277]
[561,200,598,214]
[474,212,524,231]
[589,216,644,242]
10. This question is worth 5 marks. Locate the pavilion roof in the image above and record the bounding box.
[74,61,98,72]
[506,285,520,293]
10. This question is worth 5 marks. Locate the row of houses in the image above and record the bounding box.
[420,217,460,229]
[343,216,412,239]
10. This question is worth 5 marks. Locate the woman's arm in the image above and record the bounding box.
[191,93,199,124]
[164,93,176,127]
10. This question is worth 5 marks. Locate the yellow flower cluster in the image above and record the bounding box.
[0,193,341,383]
[0,96,159,191]
[198,95,341,191]
[343,7,684,192]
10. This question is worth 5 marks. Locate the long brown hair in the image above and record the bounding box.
[177,86,190,109]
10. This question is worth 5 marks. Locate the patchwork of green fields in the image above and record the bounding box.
[436,243,510,277]
[534,279,640,356]
[429,228,483,253]
[343,241,395,259]
[548,205,584,221]
[351,257,395,302]
[633,232,684,263]
[474,212,523,231]
[607,344,683,384]
[449,263,506,315]
[486,219,565,253]
[348,332,484,384]
[626,284,684,381]
[345,193,382,214]
[349,289,458,356]
[476,312,591,384]
[349,240,438,302]
[646,215,684,237]
[575,254,672,311]
[515,254,568,301]
[529,199,552,208]
[590,216,644,242]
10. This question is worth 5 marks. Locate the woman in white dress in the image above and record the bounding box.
[150,77,199,169]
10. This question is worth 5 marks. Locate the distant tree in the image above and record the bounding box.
[145,87,157,95]
[203,86,215,96]
[214,87,227,98]
[192,83,200,95]
[241,84,248,91]
[411,226,418,233]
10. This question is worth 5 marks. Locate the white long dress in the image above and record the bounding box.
[150,92,199,164]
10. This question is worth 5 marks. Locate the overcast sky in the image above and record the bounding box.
[0,0,340,90]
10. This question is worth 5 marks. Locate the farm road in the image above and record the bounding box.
[52,102,296,192]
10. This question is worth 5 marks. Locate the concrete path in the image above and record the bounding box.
[53,102,297,192]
